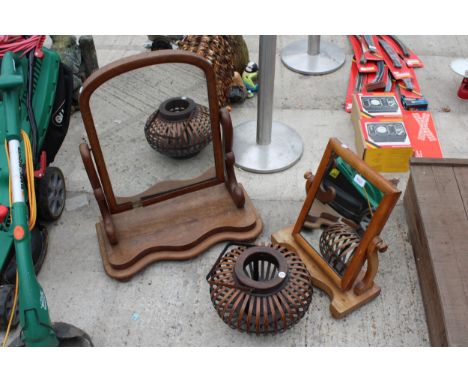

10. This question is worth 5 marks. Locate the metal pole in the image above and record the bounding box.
[233,35,303,174]
[307,35,320,56]
[281,35,345,75]
[256,35,275,145]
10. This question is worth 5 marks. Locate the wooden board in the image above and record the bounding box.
[271,226,381,319]
[404,158,468,346]
[96,183,263,280]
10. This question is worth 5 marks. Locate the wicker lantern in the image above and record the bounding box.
[207,243,313,335]
[319,223,361,276]
[179,35,236,107]
[144,96,212,158]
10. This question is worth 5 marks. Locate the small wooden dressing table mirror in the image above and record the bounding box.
[272,138,400,318]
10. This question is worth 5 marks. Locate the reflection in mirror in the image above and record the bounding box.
[300,153,384,277]
[88,63,216,198]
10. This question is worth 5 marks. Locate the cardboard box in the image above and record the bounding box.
[404,111,443,158]
[353,92,402,118]
[352,94,413,172]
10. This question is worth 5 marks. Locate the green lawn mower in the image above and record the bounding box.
[0,35,92,346]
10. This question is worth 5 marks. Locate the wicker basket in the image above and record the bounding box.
[179,35,236,107]
[144,97,212,158]
[207,243,313,335]
[319,223,361,276]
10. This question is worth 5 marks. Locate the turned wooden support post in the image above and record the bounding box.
[354,236,387,295]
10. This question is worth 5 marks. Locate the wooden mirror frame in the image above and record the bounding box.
[292,138,401,291]
[79,50,226,214]
[78,50,262,280]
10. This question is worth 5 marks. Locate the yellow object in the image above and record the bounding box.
[22,130,37,230]
[329,168,340,179]
[362,187,374,219]
[2,272,18,347]
[351,94,413,173]
[359,145,413,173]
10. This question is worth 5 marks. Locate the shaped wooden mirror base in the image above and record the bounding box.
[271,226,380,318]
[96,183,262,281]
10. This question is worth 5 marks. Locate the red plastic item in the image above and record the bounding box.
[0,205,8,224]
[457,77,468,100]
[34,151,47,179]
[0,35,46,58]
[14,226,25,240]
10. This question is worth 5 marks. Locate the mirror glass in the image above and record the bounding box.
[88,62,217,198]
[299,152,384,277]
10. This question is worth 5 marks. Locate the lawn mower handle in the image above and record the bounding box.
[1,52,58,346]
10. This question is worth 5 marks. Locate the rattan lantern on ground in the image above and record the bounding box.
[144,96,212,158]
[207,243,313,335]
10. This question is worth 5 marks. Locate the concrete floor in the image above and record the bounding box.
[16,35,468,346]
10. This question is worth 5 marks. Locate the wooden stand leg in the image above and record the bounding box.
[354,237,387,296]
[79,143,118,244]
[220,107,245,208]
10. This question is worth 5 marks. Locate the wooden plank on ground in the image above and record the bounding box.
[406,161,468,346]
[454,166,468,220]
[404,175,446,345]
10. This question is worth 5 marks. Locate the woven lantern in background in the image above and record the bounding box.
[144,96,212,158]
[179,35,240,107]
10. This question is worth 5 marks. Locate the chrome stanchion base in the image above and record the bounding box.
[233,121,303,174]
[281,39,345,75]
